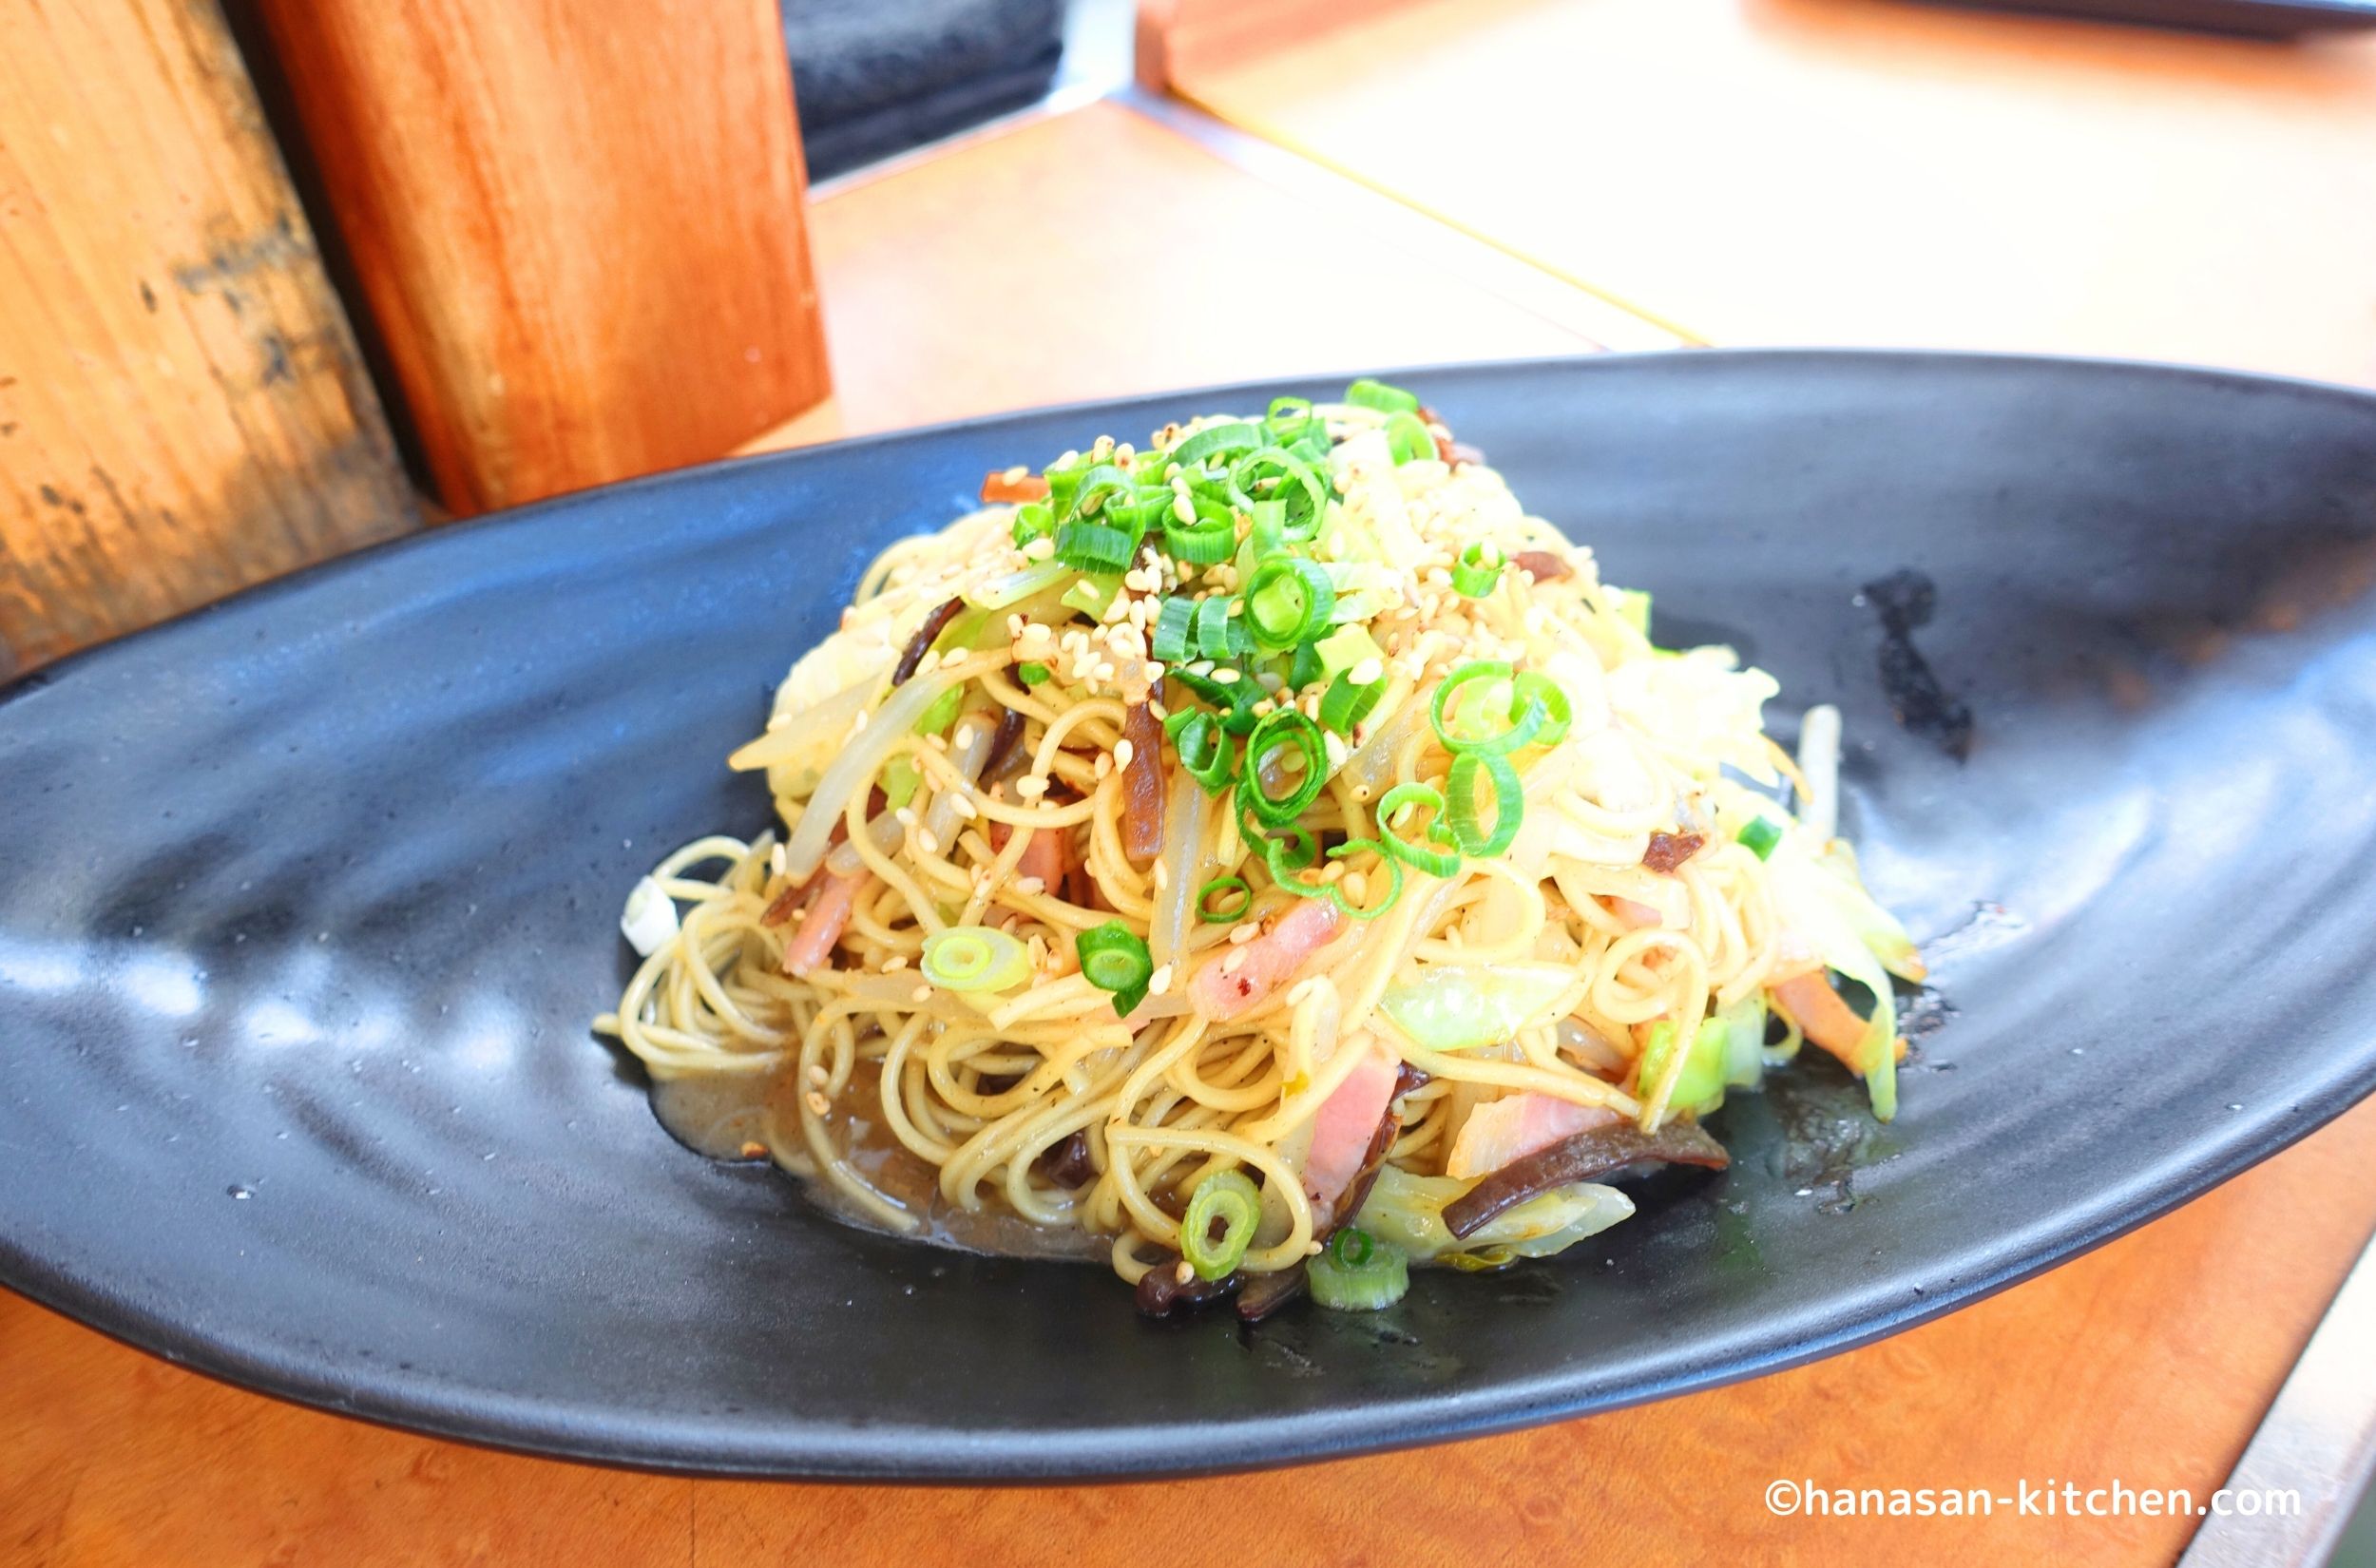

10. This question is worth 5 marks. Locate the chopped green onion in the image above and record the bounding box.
[1017,661,1051,687]
[1066,463,1137,519]
[1264,395,1318,445]
[1179,1169,1262,1279]
[1324,837,1404,921]
[880,755,921,812]
[1240,709,1329,826]
[1173,421,1265,468]
[1429,660,1547,755]
[1738,816,1783,860]
[1196,876,1254,924]
[1446,751,1523,857]
[1060,573,1122,620]
[1257,812,1319,870]
[1451,541,1504,598]
[1164,507,1236,565]
[1044,455,1086,512]
[1508,671,1572,748]
[1375,782,1462,877]
[1382,411,1434,466]
[1169,710,1235,794]
[1317,671,1383,736]
[1313,623,1385,683]
[1343,378,1421,415]
[1229,448,1329,542]
[1287,637,1326,694]
[920,927,1031,993]
[1193,595,1238,661]
[1266,831,1327,895]
[1151,596,1197,663]
[1010,502,1054,549]
[1055,521,1137,573]
[1075,922,1154,1017]
[1241,556,1336,650]
[1307,1225,1409,1310]
[967,558,1071,610]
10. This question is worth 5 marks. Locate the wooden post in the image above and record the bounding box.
[1138,0,1430,92]
[0,0,417,677]
[251,0,834,516]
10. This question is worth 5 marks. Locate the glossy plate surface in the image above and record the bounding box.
[4,353,2374,1479]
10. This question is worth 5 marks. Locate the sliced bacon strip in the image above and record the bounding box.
[783,870,866,976]
[1189,899,1340,1021]
[1511,549,1572,583]
[1445,1092,1623,1180]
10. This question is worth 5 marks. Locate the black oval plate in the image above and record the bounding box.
[4,352,2374,1481]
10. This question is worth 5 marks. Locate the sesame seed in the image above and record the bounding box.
[1342,871,1369,902]
[1094,755,1113,779]
[1150,859,1169,890]
[1015,876,1045,895]
[1001,464,1028,484]
[1349,657,1384,687]
[1149,963,1175,995]
[882,954,910,971]
[910,984,934,1004]
[807,1064,829,1086]
[769,843,787,874]
[948,795,979,820]
[1285,978,1316,1007]
[805,1091,832,1117]
[894,807,919,827]
[1305,1241,1324,1257]
[1211,667,1240,686]
[1114,738,1136,768]
[1221,948,1249,975]
[915,829,939,855]
[1175,1259,1196,1285]
[952,723,977,750]
[1228,921,1260,946]
[1021,622,1053,646]
[1015,775,1049,799]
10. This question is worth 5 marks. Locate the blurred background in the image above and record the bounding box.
[2,1,2373,1564]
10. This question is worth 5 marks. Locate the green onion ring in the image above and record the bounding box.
[1196,876,1254,924]
[1240,709,1329,826]
[1180,1169,1262,1279]
[920,926,1032,992]
[1446,751,1524,857]
[1374,782,1462,877]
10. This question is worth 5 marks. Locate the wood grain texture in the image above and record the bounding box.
[0,0,414,677]
[6,1098,2370,1566]
[250,0,831,514]
[1174,0,2376,385]
[740,101,1606,455]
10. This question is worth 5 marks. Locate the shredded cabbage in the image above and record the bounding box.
[1354,1164,1635,1263]
[1377,962,1580,1053]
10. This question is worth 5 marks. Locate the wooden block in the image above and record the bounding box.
[1138,0,1432,90]
[252,0,834,515]
[0,0,416,677]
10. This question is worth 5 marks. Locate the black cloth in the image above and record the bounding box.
[785,0,1066,180]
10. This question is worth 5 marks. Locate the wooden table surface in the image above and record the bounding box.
[1172,0,2376,387]
[8,94,2376,1568]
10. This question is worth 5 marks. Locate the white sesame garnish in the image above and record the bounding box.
[882,954,910,971]
[1349,657,1384,687]
[805,1091,832,1117]
[910,985,934,1004]
[1149,963,1175,995]
[1228,921,1260,946]
[1221,948,1249,975]
[1113,738,1136,768]
[1150,859,1169,890]
[948,795,979,820]
[1015,876,1045,895]
[1015,775,1049,800]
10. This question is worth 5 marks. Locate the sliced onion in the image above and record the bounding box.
[825,810,905,877]
[1147,765,1213,970]
[922,708,996,852]
[727,667,881,774]
[1340,693,1429,801]
[781,666,967,882]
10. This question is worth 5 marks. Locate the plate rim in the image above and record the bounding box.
[6,347,2376,1481]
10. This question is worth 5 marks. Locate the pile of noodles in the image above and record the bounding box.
[596,396,1923,1294]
